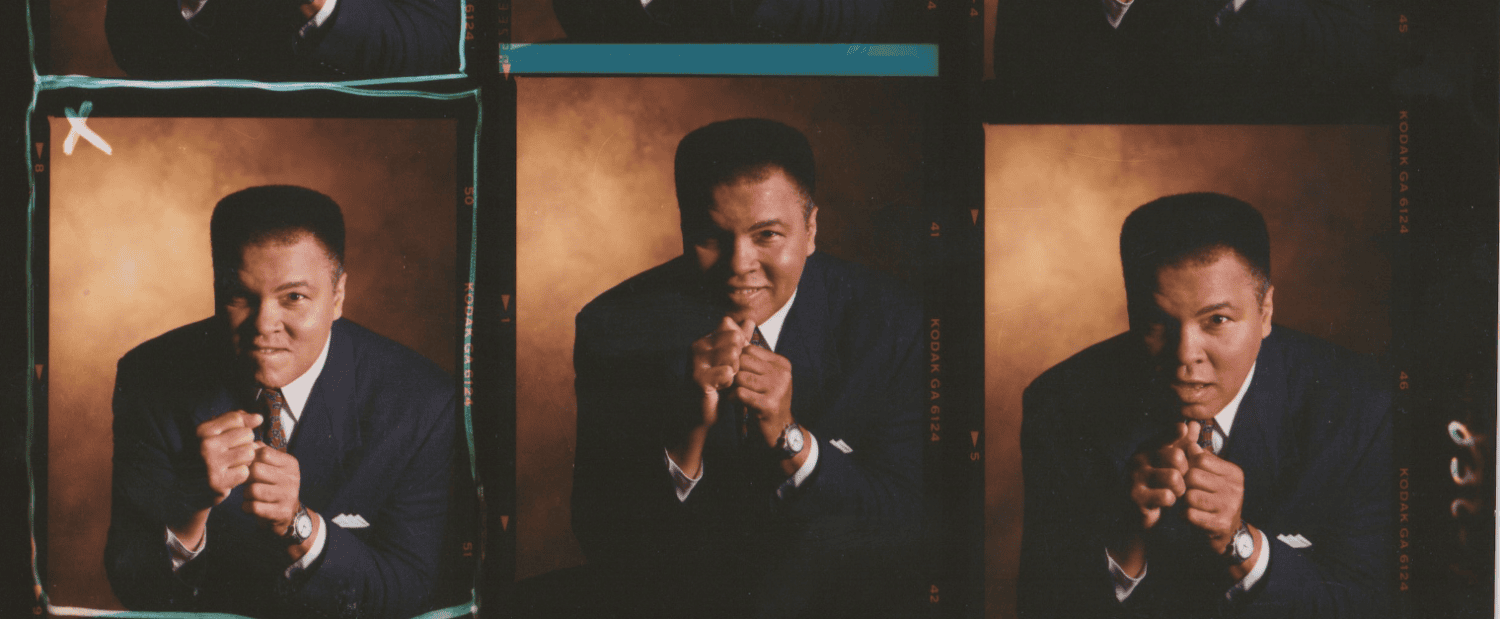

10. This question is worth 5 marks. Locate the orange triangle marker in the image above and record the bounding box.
[970,431,979,447]
[500,515,510,530]
[502,295,511,311]
[35,143,43,157]
[34,364,43,380]
[970,210,979,225]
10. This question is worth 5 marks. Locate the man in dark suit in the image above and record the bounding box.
[569,119,924,618]
[1018,193,1393,618]
[105,0,458,79]
[105,186,457,618]
[990,0,1389,122]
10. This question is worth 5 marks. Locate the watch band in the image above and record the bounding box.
[283,504,312,546]
[776,422,804,459]
[1222,520,1253,564]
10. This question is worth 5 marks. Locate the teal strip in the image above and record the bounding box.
[36,75,474,97]
[464,92,480,483]
[47,598,475,618]
[501,43,938,76]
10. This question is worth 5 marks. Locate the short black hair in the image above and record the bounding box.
[1120,193,1271,321]
[210,185,346,291]
[674,118,816,231]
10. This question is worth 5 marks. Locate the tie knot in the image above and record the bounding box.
[1194,418,1219,453]
[260,388,287,414]
[750,328,769,350]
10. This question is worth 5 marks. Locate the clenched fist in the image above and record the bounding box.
[196,410,262,505]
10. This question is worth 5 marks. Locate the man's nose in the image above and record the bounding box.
[1174,326,1205,367]
[729,236,758,275]
[253,300,281,334]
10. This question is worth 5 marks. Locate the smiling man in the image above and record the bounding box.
[1017,193,1394,618]
[570,119,925,618]
[105,186,457,618]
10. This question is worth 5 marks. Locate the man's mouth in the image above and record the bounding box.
[726,286,768,305]
[247,346,291,361]
[1171,381,1215,402]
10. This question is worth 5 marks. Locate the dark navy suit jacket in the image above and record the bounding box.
[570,251,925,617]
[105,317,457,619]
[105,0,459,79]
[1018,327,1394,619]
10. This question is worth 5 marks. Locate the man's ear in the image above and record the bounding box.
[804,205,818,257]
[332,271,347,321]
[1259,284,1274,339]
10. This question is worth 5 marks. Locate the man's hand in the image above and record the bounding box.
[243,443,304,535]
[1127,421,1196,531]
[689,316,752,431]
[1182,434,1248,556]
[197,410,262,505]
[735,343,795,450]
[1110,421,1196,577]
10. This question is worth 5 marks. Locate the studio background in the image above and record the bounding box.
[45,117,458,610]
[983,125,1391,619]
[516,76,924,581]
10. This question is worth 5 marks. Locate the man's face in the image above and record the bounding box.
[222,234,346,389]
[1138,251,1273,420]
[690,169,817,326]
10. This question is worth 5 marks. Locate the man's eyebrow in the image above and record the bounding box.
[748,219,786,231]
[274,281,311,293]
[1195,301,1235,316]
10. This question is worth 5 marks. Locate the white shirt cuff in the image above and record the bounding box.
[1106,549,1146,602]
[1102,0,1133,29]
[665,449,703,502]
[775,430,819,500]
[1227,527,1271,600]
[166,527,205,572]
[285,513,328,579]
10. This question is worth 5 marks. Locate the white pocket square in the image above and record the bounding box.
[333,514,370,528]
[1277,533,1312,549]
[829,439,854,454]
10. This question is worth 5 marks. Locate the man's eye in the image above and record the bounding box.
[285,292,308,302]
[694,237,720,250]
[1207,315,1231,326]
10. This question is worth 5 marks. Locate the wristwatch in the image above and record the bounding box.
[775,422,805,459]
[1222,520,1254,564]
[283,504,314,546]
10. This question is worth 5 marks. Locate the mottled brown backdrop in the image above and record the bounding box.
[46,117,458,610]
[516,76,924,581]
[983,125,1392,619]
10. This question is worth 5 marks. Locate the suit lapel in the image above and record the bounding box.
[1220,333,1287,525]
[287,320,360,510]
[777,254,829,429]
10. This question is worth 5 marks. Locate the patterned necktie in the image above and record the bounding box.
[740,328,770,439]
[1196,418,1219,454]
[260,388,290,451]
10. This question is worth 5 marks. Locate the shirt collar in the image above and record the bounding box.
[1212,362,1256,438]
[755,289,797,352]
[260,331,332,422]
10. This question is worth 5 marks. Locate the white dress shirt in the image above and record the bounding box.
[167,332,333,578]
[666,290,821,502]
[1109,363,1271,603]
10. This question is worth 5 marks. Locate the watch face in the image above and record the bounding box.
[295,514,312,538]
[786,427,803,453]
[1235,531,1253,558]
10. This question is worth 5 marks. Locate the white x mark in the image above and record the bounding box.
[64,102,112,156]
